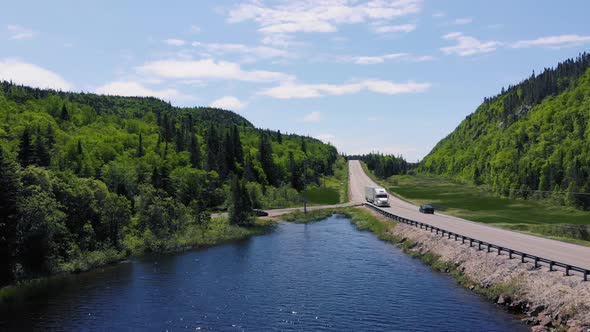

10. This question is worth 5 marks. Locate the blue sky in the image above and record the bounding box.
[1,0,590,161]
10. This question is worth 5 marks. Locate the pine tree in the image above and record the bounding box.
[60,104,70,121]
[137,133,144,157]
[243,153,256,182]
[34,132,51,166]
[0,146,21,285]
[277,130,283,144]
[229,175,253,226]
[46,124,55,148]
[232,126,244,165]
[18,127,34,167]
[77,139,83,155]
[206,126,220,172]
[189,135,201,169]
[258,132,276,185]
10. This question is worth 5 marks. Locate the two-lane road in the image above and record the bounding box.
[348,160,590,270]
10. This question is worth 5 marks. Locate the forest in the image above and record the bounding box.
[420,53,590,209]
[0,81,339,287]
[348,153,413,179]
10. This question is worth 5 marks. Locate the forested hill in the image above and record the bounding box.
[0,81,338,286]
[420,53,590,209]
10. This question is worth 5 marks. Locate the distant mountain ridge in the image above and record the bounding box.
[420,53,590,209]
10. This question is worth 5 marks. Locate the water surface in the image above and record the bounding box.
[0,215,527,331]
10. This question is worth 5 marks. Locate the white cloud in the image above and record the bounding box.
[0,59,72,90]
[227,0,422,35]
[192,42,289,60]
[164,38,186,46]
[441,32,501,56]
[367,116,379,121]
[136,59,294,82]
[452,17,473,25]
[341,53,434,64]
[372,24,416,34]
[95,81,192,102]
[260,79,431,99]
[432,11,445,18]
[6,24,34,40]
[210,96,246,111]
[511,34,590,49]
[190,25,201,33]
[303,111,321,122]
[261,34,294,47]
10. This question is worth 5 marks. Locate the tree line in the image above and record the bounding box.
[420,53,590,209]
[0,81,338,286]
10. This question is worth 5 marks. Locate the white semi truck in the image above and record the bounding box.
[365,186,390,207]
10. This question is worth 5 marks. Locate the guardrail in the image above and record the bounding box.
[364,203,589,281]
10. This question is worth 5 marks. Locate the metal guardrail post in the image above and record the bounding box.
[565,265,571,276]
[509,250,513,259]
[521,254,526,263]
[534,257,539,268]
[487,244,491,253]
[549,261,554,272]
[585,271,588,282]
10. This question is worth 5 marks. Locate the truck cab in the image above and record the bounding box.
[365,186,390,207]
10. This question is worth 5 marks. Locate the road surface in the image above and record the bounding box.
[348,160,590,270]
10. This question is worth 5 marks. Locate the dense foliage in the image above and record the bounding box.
[420,53,590,209]
[348,153,413,178]
[0,82,338,286]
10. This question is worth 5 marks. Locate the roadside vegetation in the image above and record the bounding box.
[370,171,590,245]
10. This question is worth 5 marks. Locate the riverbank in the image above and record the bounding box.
[0,217,275,305]
[350,206,590,332]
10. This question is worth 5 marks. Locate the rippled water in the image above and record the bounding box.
[0,215,527,331]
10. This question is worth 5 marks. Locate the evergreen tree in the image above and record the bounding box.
[232,126,244,165]
[189,135,201,169]
[229,175,253,226]
[206,126,221,172]
[18,127,34,167]
[137,133,144,157]
[77,139,83,155]
[258,132,276,185]
[60,104,70,121]
[46,124,56,148]
[0,146,21,285]
[243,153,256,182]
[277,130,283,144]
[34,132,51,167]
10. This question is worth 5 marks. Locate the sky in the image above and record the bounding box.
[1,1,590,161]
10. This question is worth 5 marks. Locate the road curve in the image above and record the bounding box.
[348,160,590,270]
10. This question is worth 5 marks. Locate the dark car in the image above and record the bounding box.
[253,209,269,217]
[419,205,434,214]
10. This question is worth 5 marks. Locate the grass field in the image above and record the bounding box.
[304,187,341,205]
[375,173,590,245]
[305,156,349,205]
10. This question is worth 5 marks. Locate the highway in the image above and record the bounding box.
[348,160,590,270]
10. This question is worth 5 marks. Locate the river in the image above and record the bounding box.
[0,215,527,331]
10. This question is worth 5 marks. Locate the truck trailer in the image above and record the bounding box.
[365,186,390,207]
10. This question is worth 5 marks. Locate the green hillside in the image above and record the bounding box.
[420,53,590,209]
[0,82,338,286]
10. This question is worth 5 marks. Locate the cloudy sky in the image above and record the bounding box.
[1,0,590,161]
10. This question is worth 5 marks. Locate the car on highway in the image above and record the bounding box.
[419,204,434,214]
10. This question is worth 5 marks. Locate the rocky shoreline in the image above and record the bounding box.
[366,208,590,332]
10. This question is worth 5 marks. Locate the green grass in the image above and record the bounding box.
[374,173,590,245]
[304,187,340,205]
[281,209,336,223]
